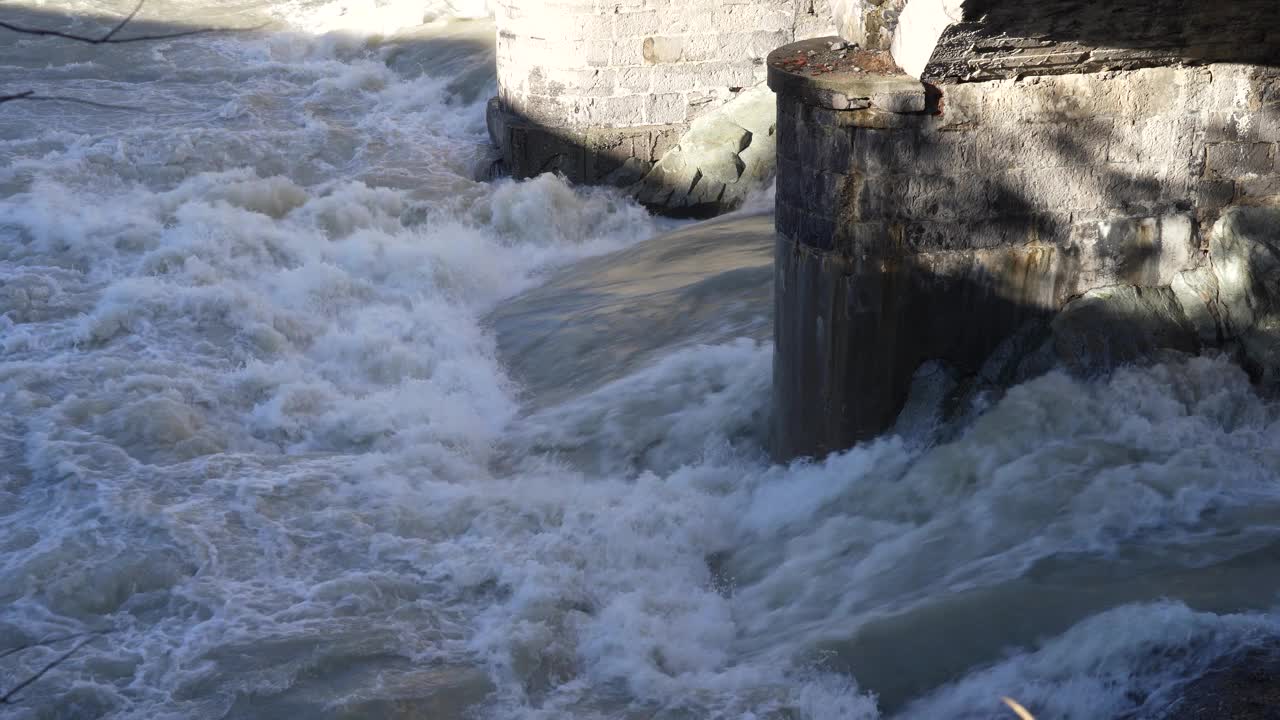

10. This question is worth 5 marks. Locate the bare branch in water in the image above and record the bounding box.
[0,630,116,661]
[0,90,36,105]
[0,0,267,45]
[98,0,146,43]
[0,0,266,109]
[5,94,138,110]
[0,630,113,704]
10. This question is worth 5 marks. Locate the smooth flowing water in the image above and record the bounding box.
[3,2,1280,719]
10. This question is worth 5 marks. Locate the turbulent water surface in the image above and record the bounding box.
[3,2,1280,719]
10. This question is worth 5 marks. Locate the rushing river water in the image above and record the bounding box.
[4,2,1280,719]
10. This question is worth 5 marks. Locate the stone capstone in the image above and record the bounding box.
[767,37,925,112]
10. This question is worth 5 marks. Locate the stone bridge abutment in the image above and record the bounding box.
[490,0,1280,459]
[488,0,831,190]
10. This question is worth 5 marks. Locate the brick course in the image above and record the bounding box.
[490,0,833,183]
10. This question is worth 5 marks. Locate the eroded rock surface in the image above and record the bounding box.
[1052,285,1198,373]
[631,84,778,218]
[1173,207,1280,387]
[769,28,1280,457]
[1165,648,1280,720]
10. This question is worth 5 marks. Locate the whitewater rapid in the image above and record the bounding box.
[3,2,1280,719]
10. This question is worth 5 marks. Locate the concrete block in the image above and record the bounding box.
[642,36,684,64]
[1006,166,1106,213]
[847,126,896,174]
[902,134,979,175]
[777,198,838,250]
[1195,178,1237,209]
[714,3,793,32]
[984,68,1182,123]
[934,83,984,129]
[611,40,647,67]
[646,92,688,124]
[613,10,663,37]
[748,30,793,60]
[652,63,758,93]
[682,34,726,62]
[577,95,647,126]
[776,153,806,200]
[900,174,990,220]
[1098,168,1166,212]
[1236,175,1280,204]
[1207,112,1260,143]
[1205,142,1275,178]
[798,126,854,174]
[616,66,652,94]
[981,120,1112,169]
[585,39,613,67]
[1109,116,1193,164]
[1205,65,1262,112]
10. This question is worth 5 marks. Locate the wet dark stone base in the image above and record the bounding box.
[485,98,681,188]
[1166,648,1280,720]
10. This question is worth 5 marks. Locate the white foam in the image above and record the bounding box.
[903,602,1280,719]
[3,3,1280,718]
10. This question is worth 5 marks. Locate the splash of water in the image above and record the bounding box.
[2,2,1280,719]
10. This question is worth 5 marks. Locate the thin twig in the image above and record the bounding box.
[98,0,145,43]
[0,0,268,45]
[0,17,221,44]
[0,632,110,704]
[0,90,36,105]
[7,94,138,110]
[0,630,114,661]
[0,0,267,109]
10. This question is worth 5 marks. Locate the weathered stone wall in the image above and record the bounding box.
[921,0,1280,82]
[778,62,1280,269]
[832,0,1280,81]
[831,0,906,50]
[489,0,832,184]
[769,37,1280,457]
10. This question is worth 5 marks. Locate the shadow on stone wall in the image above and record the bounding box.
[482,100,672,189]
[774,74,1280,458]
[774,208,1280,717]
[486,98,778,219]
[930,0,1280,79]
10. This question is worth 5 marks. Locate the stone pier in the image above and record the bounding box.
[488,0,831,192]
[489,0,1280,459]
[770,0,1280,459]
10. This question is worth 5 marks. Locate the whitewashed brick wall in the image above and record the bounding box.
[494,0,833,131]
